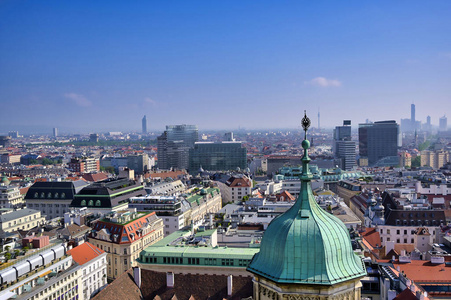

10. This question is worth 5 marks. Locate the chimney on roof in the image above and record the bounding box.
[167,272,174,288]
[227,275,233,296]
[133,267,141,288]
[387,290,396,300]
[385,240,395,256]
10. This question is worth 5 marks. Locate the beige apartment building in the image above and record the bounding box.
[0,208,45,233]
[88,210,164,280]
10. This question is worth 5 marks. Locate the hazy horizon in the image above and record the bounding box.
[1,1,450,133]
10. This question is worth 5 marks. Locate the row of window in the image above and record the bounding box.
[381,229,436,235]
[33,192,66,199]
[394,220,443,226]
[143,256,251,267]
[80,199,102,207]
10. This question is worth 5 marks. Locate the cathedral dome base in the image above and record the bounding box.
[252,275,362,300]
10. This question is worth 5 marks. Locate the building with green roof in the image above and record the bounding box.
[247,113,366,300]
[138,229,259,276]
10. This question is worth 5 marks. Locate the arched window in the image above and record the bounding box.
[80,200,86,206]
[61,193,65,198]
[47,192,52,198]
[88,200,94,206]
[34,192,39,198]
[95,200,101,207]
[54,193,59,198]
[41,192,45,198]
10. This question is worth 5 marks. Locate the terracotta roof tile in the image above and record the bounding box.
[362,228,381,249]
[93,268,142,300]
[393,288,417,300]
[67,242,104,266]
[140,269,253,300]
[393,260,451,283]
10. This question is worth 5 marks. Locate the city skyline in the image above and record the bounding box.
[1,1,450,133]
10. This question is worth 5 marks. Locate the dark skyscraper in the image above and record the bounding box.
[411,103,415,124]
[333,120,356,170]
[142,115,147,134]
[359,121,399,166]
[157,125,198,170]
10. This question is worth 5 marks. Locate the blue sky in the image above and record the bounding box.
[1,1,450,133]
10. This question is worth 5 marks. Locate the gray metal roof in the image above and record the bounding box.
[0,209,41,223]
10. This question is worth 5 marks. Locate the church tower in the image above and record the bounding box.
[247,112,366,300]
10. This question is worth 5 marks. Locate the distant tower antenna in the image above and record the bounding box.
[318,108,320,131]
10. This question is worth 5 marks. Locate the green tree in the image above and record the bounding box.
[418,141,430,151]
[4,246,10,252]
[14,249,20,257]
[4,252,11,261]
[412,156,421,167]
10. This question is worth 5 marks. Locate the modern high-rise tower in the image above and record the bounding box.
[439,115,448,131]
[142,115,147,134]
[411,103,415,125]
[53,127,58,137]
[359,120,399,166]
[333,120,356,170]
[157,124,198,170]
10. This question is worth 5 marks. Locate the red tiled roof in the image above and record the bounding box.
[362,228,381,249]
[393,288,418,300]
[226,176,252,188]
[82,173,108,182]
[139,269,253,300]
[276,191,295,201]
[67,242,105,266]
[91,212,157,244]
[393,260,451,283]
[19,187,30,195]
[394,244,416,255]
[93,268,141,300]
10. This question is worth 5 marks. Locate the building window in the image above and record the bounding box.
[95,200,101,206]
[81,200,86,206]
[88,200,94,206]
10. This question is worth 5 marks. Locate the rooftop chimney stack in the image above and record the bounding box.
[134,267,141,288]
[227,275,233,296]
[167,272,174,288]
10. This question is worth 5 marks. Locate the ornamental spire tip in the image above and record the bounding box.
[301,110,311,140]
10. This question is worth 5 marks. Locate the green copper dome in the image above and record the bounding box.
[1,175,10,186]
[247,114,365,285]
